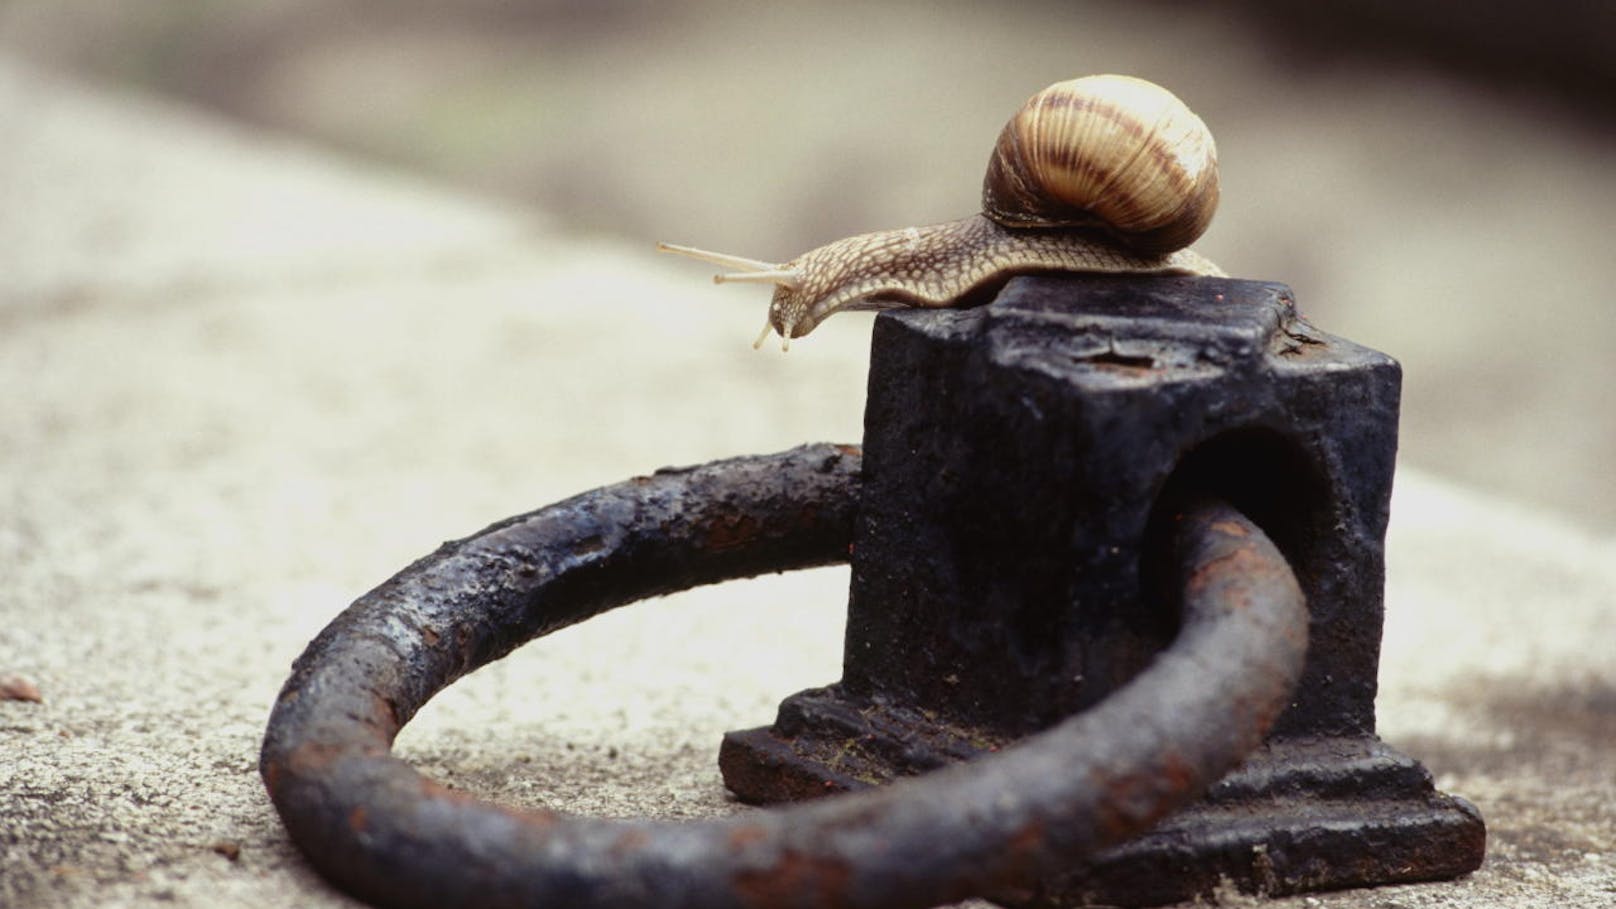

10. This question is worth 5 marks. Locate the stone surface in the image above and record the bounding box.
[1,60,1611,909]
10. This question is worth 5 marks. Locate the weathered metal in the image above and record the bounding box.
[722,275,1485,904]
[264,274,1484,907]
[261,443,1308,909]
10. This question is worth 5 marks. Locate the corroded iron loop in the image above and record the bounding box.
[261,444,1307,909]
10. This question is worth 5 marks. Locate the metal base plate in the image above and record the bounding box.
[721,719,1484,906]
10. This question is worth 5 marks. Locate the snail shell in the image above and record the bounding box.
[982,74,1220,255]
[659,74,1224,349]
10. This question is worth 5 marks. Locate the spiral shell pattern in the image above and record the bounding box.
[982,74,1220,256]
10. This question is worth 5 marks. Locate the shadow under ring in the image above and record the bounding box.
[261,442,1307,909]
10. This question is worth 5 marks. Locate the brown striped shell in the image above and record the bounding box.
[982,75,1219,256]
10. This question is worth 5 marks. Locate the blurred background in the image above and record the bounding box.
[2,0,1613,530]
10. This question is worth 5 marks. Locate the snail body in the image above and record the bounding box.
[660,75,1224,350]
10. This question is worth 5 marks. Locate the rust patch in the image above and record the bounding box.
[1158,750,1199,796]
[349,805,369,833]
[570,534,607,557]
[1273,323,1328,359]
[733,849,853,909]
[703,513,763,552]
[284,740,361,775]
[421,627,440,647]
[1090,751,1205,844]
[1000,818,1048,879]
[610,828,650,858]
[1209,519,1250,538]
[1184,547,1271,607]
[1089,770,1133,841]
[370,692,402,737]
[794,503,821,532]
[726,824,769,851]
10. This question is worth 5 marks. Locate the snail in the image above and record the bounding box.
[659,74,1225,351]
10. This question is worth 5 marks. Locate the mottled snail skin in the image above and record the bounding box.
[762,214,1222,344]
[659,74,1224,350]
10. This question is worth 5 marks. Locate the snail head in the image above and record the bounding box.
[656,242,808,350]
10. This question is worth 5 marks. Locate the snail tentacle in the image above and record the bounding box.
[656,242,780,274]
[752,315,777,351]
[714,269,801,287]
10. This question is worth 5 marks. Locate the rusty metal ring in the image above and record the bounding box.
[261,442,1307,909]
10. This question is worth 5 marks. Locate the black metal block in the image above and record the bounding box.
[720,275,1484,904]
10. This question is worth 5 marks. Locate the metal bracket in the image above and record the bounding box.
[720,275,1485,904]
[261,274,1483,908]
